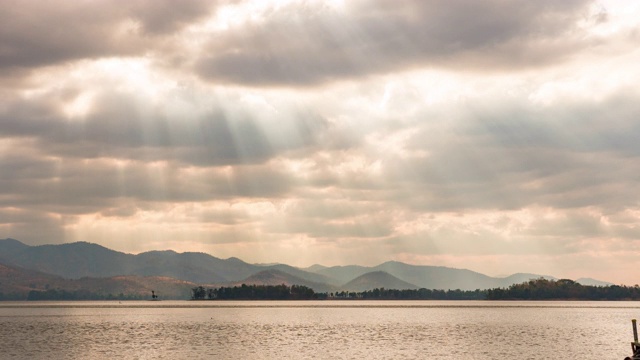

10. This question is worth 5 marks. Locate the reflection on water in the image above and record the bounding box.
[1,301,638,359]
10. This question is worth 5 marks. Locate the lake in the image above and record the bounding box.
[1,301,638,359]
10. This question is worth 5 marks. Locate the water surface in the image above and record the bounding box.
[1,300,637,359]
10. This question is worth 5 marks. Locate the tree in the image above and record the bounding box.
[191,286,206,300]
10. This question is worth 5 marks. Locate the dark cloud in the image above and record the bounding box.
[0,88,328,166]
[0,0,216,70]
[128,0,214,34]
[196,0,592,86]
[0,153,298,214]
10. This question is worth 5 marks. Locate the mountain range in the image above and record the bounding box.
[0,238,613,299]
[0,262,197,299]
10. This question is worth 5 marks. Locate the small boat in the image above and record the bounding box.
[150,290,160,301]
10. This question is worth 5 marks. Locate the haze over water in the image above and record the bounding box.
[2,301,638,359]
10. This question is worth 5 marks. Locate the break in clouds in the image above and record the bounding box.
[1,0,640,284]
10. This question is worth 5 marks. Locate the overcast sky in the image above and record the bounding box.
[1,0,639,284]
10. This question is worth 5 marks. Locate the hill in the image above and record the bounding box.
[0,238,28,258]
[313,262,559,291]
[0,262,195,300]
[2,241,133,279]
[232,269,335,293]
[0,262,66,297]
[314,265,371,284]
[341,271,419,292]
[576,277,614,287]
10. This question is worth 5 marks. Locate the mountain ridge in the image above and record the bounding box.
[229,269,336,293]
[0,238,614,292]
[341,271,419,292]
[0,262,196,300]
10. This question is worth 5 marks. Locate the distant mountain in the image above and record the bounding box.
[374,261,493,290]
[303,264,328,273]
[265,264,338,287]
[0,239,337,289]
[0,238,28,260]
[313,265,371,284]
[576,278,614,287]
[341,271,419,292]
[0,262,195,299]
[234,269,335,293]
[2,241,133,279]
[0,238,614,293]
[133,251,250,283]
[313,262,561,291]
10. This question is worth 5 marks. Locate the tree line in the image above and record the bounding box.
[192,284,319,300]
[193,279,640,301]
[486,278,640,300]
[192,284,485,300]
[354,288,486,300]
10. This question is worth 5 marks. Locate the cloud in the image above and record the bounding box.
[196,0,592,86]
[0,0,216,71]
[0,208,70,246]
[0,77,328,166]
[127,0,215,34]
[368,89,640,213]
[0,156,299,211]
[1,0,640,284]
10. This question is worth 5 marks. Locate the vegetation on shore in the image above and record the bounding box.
[192,279,640,301]
[192,284,486,300]
[191,284,319,300]
[486,278,640,300]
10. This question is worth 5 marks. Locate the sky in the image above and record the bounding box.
[1,0,640,284]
